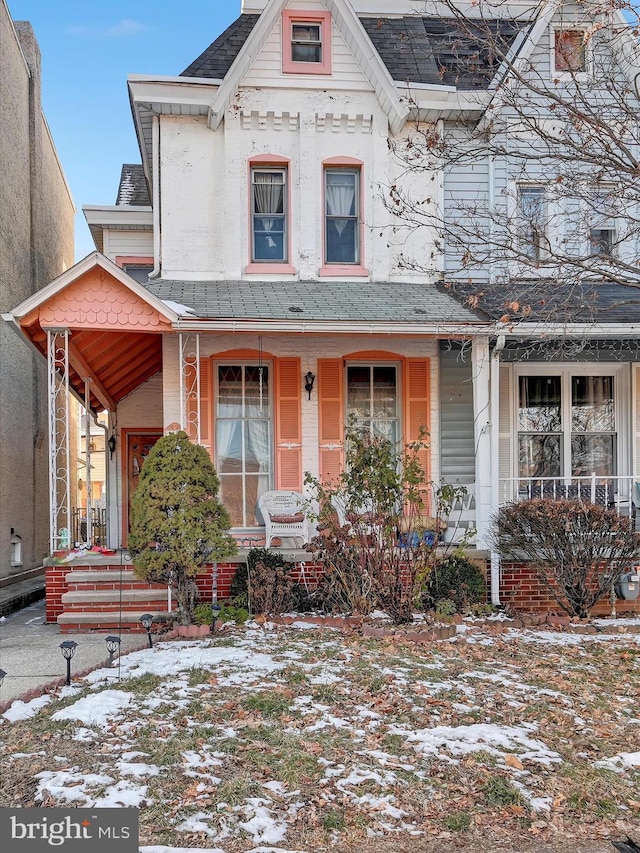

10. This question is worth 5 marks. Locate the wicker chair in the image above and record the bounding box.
[258,490,309,548]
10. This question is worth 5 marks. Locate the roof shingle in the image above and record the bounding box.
[116,164,150,206]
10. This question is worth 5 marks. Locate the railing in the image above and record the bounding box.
[71,507,107,546]
[498,475,637,520]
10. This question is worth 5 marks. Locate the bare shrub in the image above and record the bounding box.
[492,498,639,618]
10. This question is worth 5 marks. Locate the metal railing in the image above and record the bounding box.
[498,474,637,520]
[71,507,107,546]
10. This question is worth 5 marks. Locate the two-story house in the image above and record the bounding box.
[5,0,640,629]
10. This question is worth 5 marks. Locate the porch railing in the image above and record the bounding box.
[498,475,637,521]
[71,507,107,547]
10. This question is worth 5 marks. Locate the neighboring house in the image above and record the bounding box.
[4,0,640,628]
[0,0,75,611]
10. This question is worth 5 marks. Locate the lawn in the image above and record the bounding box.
[0,618,639,853]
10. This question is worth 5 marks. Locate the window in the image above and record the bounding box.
[325,168,360,264]
[251,167,287,263]
[123,263,153,283]
[518,372,616,481]
[554,30,586,73]
[517,186,547,261]
[346,364,400,445]
[589,191,617,257]
[291,22,322,63]
[215,365,271,528]
[282,10,332,75]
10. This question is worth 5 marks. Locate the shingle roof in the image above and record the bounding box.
[446,280,640,324]
[144,279,488,324]
[116,164,151,206]
[181,14,259,79]
[360,17,523,89]
[180,13,522,90]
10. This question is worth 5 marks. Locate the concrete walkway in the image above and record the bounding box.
[0,598,147,707]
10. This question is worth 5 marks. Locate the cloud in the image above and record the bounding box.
[64,19,147,38]
[105,19,147,37]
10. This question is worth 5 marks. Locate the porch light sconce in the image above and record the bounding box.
[304,371,315,401]
[60,640,78,686]
[105,635,121,666]
[108,433,117,460]
[140,613,154,648]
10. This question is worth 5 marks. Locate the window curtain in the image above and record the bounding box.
[326,174,355,234]
[254,173,283,246]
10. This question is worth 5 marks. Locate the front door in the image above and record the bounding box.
[126,432,162,538]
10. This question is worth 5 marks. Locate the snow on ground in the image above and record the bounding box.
[2,621,639,849]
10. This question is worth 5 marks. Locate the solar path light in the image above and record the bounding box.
[59,640,78,686]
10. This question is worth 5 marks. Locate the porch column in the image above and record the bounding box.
[472,337,492,550]
[47,328,71,553]
[179,332,201,444]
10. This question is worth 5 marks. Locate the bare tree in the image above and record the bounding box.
[384,0,640,325]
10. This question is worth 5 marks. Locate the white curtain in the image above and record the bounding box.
[326,175,355,235]
[254,173,283,245]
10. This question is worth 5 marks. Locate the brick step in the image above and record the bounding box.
[64,570,141,583]
[57,609,174,633]
[62,589,170,604]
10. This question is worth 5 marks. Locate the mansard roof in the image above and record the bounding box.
[145,279,488,325]
[116,164,151,207]
[180,12,521,91]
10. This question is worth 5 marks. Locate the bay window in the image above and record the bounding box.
[216,364,272,528]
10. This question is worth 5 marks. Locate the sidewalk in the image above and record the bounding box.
[0,598,147,707]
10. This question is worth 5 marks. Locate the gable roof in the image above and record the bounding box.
[116,164,151,206]
[181,10,521,92]
[182,14,259,79]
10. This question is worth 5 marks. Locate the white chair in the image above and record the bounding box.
[258,490,309,548]
[443,484,476,545]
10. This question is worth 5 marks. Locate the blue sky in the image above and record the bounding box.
[8,0,240,260]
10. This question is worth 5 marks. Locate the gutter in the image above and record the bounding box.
[169,318,491,335]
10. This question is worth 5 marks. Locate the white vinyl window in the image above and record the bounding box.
[589,190,617,257]
[216,364,272,528]
[251,168,287,263]
[518,371,617,481]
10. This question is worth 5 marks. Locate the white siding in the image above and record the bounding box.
[103,229,154,262]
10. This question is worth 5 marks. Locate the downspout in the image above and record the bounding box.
[490,334,506,606]
[149,114,162,279]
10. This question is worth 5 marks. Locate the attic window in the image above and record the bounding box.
[283,10,332,75]
[554,30,586,73]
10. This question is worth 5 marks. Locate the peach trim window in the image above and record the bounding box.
[282,10,332,75]
[245,155,295,274]
[320,157,368,277]
[116,256,154,283]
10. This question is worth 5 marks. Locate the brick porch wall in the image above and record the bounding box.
[500,562,640,616]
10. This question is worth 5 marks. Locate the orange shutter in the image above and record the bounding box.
[318,358,344,483]
[275,357,302,490]
[199,358,214,462]
[404,358,431,501]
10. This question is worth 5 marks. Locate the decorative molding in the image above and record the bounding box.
[241,110,300,131]
[316,112,372,133]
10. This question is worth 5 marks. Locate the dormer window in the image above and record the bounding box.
[554,30,586,74]
[291,23,322,63]
[282,10,332,75]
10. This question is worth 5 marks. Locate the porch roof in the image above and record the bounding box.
[4,253,176,414]
[144,279,489,325]
[446,280,640,327]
